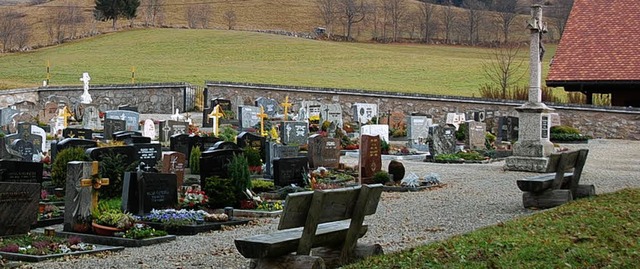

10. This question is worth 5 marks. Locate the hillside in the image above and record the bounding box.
[0,28,555,96]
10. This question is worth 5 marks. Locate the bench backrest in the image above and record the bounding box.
[546,149,589,191]
[278,184,383,230]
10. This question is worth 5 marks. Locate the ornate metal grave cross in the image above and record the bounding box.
[208,104,224,136]
[281,96,292,121]
[257,106,268,137]
[80,161,109,212]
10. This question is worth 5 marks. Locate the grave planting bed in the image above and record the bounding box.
[382,183,446,192]
[31,217,64,229]
[0,233,124,262]
[55,231,176,247]
[141,218,251,235]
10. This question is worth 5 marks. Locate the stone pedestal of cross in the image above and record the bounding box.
[258,106,268,137]
[208,104,224,137]
[281,96,292,121]
[505,5,555,172]
[80,161,110,212]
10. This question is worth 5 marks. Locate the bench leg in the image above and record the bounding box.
[523,189,572,209]
[575,184,596,198]
[313,243,384,268]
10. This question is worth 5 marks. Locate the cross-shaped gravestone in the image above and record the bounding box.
[80,72,92,104]
[59,105,74,128]
[208,104,224,137]
[257,106,268,137]
[281,96,292,121]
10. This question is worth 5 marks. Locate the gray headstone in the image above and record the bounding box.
[255,97,280,118]
[299,100,322,122]
[264,141,299,178]
[82,105,102,130]
[159,120,189,143]
[105,110,140,131]
[104,118,127,140]
[320,104,343,127]
[361,124,389,143]
[307,134,340,169]
[238,105,261,130]
[352,103,378,124]
[0,182,40,236]
[280,121,308,145]
[63,161,93,232]
[11,139,35,162]
[466,121,487,150]
[430,124,457,156]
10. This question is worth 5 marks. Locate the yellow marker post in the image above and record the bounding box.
[131,66,136,84]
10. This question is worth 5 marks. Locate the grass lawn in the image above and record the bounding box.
[0,28,555,97]
[345,188,640,269]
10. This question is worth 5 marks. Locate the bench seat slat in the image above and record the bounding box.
[235,220,368,259]
[517,172,573,192]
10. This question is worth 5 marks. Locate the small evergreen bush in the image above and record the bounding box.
[51,147,90,188]
[203,176,237,209]
[189,146,201,174]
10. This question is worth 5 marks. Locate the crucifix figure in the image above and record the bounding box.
[80,72,92,104]
[257,106,268,137]
[281,96,292,121]
[208,104,224,136]
[80,161,110,212]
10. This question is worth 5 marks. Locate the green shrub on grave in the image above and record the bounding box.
[99,151,139,199]
[373,171,391,184]
[243,146,262,167]
[550,125,580,134]
[251,179,275,193]
[203,176,237,209]
[229,153,252,201]
[51,147,90,188]
[189,146,201,174]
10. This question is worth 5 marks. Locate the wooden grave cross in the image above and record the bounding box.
[208,104,224,136]
[281,96,292,121]
[80,161,110,212]
[257,105,268,137]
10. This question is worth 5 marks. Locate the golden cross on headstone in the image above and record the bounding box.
[208,104,224,136]
[281,96,292,121]
[257,105,268,137]
[80,161,110,212]
[59,106,73,128]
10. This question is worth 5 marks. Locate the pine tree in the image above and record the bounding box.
[94,0,141,30]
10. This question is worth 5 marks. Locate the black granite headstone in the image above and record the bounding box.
[199,149,243,185]
[86,146,137,165]
[237,132,266,161]
[11,139,34,162]
[0,160,44,183]
[134,143,162,172]
[62,128,93,140]
[104,119,127,140]
[210,141,241,151]
[273,157,308,187]
[0,182,40,236]
[139,172,178,214]
[159,120,189,143]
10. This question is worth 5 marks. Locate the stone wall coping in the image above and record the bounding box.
[37,82,191,91]
[206,81,640,115]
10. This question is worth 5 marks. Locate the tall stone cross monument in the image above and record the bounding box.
[505,5,554,172]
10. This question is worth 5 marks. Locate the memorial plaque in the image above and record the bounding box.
[360,135,382,182]
[161,151,186,187]
[134,143,162,172]
[307,135,340,168]
[273,157,308,187]
[280,121,308,145]
[105,110,140,131]
[63,128,93,140]
[0,160,43,183]
[0,182,40,236]
[104,118,127,140]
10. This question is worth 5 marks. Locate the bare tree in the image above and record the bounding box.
[199,3,212,29]
[463,0,485,45]
[338,0,367,41]
[382,0,406,42]
[186,3,213,29]
[549,0,573,39]
[223,9,237,30]
[141,0,165,27]
[46,2,85,44]
[186,5,199,28]
[315,0,338,37]
[482,44,526,99]
[418,0,437,43]
[441,0,456,44]
[0,10,22,51]
[494,0,518,44]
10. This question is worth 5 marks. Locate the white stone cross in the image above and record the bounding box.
[80,72,92,104]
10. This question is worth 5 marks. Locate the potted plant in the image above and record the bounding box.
[92,210,136,236]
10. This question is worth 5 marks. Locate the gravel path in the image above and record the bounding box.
[14,139,640,269]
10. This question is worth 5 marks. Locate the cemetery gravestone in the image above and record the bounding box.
[210,141,241,151]
[0,182,40,236]
[118,105,138,112]
[430,124,457,156]
[105,110,140,131]
[122,172,178,215]
[549,113,561,127]
[466,121,487,150]
[359,135,382,183]
[86,146,137,165]
[445,113,466,130]
[203,99,233,127]
[273,157,308,187]
[361,124,390,144]
[280,121,308,145]
[352,103,378,124]
[134,143,162,172]
[0,160,43,183]
[82,105,102,130]
[31,125,47,153]
[320,104,343,128]
[238,105,261,130]
[199,149,243,184]
[237,132,266,162]
[161,151,186,187]
[104,118,127,140]
[407,116,432,152]
[41,102,59,123]
[6,123,42,154]
[307,134,340,168]
[142,119,157,140]
[264,142,300,178]
[11,139,35,162]
[63,161,93,232]
[63,128,93,140]
[255,97,280,118]
[388,111,406,131]
[170,134,190,165]
[159,120,189,144]
[497,116,519,143]
[299,100,322,122]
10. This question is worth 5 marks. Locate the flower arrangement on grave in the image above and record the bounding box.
[123,223,168,239]
[38,204,62,221]
[306,167,356,190]
[138,209,229,227]
[179,185,209,210]
[256,200,284,211]
[0,234,95,255]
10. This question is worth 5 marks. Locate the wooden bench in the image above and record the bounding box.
[516,149,595,209]
[235,184,384,269]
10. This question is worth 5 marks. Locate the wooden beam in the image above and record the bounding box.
[523,189,572,209]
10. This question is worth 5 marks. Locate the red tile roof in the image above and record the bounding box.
[546,0,640,84]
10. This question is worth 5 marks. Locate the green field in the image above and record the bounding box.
[0,28,555,96]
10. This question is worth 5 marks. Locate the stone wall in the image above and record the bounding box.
[0,83,192,114]
[206,81,640,140]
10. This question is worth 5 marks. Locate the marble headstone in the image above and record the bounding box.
[63,161,94,232]
[280,121,308,145]
[255,97,280,118]
[361,124,389,143]
[307,134,340,168]
[352,103,378,124]
[430,124,457,156]
[320,104,343,128]
[105,110,140,131]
